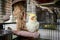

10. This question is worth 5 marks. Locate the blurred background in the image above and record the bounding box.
[0,0,60,40]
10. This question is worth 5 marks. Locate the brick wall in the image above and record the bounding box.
[0,0,12,22]
[0,0,4,23]
[0,0,2,15]
[4,0,12,15]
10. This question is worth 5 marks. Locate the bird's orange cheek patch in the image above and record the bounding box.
[31,16,35,20]
[31,18,34,20]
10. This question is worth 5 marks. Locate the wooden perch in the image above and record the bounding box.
[31,0,53,13]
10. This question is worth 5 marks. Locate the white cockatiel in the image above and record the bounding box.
[26,13,39,32]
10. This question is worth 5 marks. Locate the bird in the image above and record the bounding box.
[26,13,39,32]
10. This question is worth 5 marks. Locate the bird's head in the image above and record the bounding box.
[27,13,37,22]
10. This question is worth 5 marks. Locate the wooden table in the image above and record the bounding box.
[0,30,12,40]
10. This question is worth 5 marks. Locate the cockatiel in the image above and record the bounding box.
[26,13,39,32]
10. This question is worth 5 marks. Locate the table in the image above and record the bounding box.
[0,30,12,40]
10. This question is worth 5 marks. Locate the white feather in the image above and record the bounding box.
[26,21,39,32]
[26,13,39,32]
